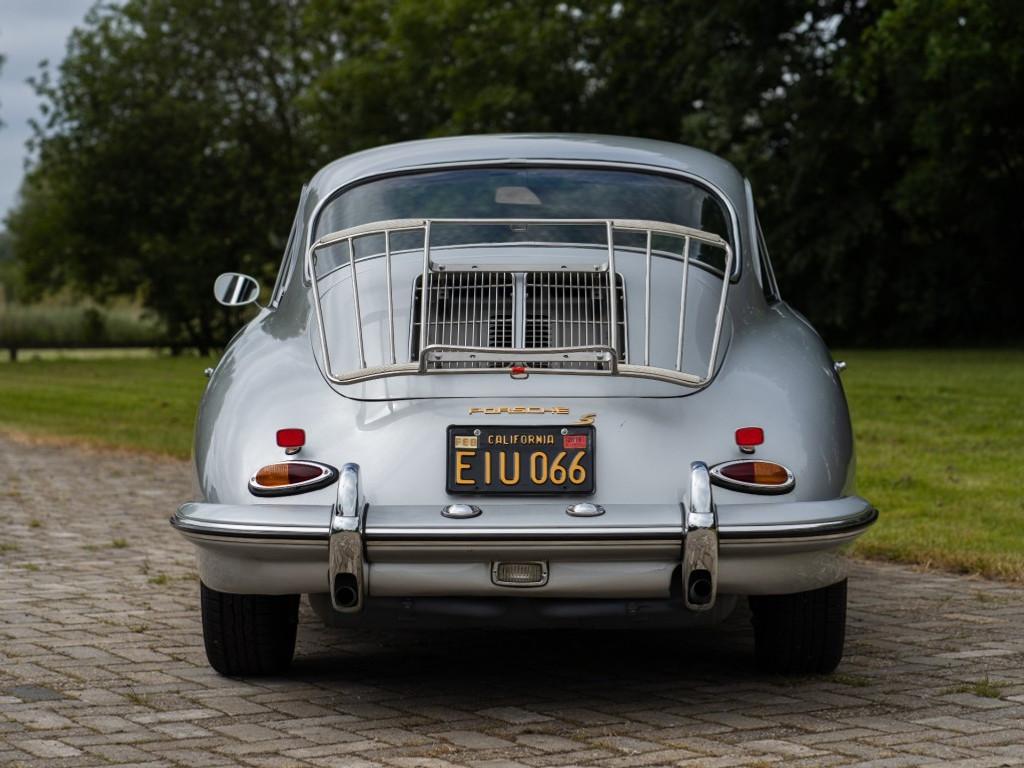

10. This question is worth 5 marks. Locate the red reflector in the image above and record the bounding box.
[276,428,305,448]
[735,427,764,447]
[563,434,587,449]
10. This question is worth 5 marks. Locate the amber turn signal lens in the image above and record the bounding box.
[710,460,794,494]
[249,461,338,496]
[254,462,324,487]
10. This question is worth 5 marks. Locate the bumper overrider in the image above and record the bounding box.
[171,463,877,610]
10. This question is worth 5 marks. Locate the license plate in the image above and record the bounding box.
[446,425,595,494]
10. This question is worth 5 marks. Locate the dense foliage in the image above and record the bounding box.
[5,0,1021,347]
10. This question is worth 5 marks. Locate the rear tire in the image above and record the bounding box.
[749,579,847,674]
[200,582,300,676]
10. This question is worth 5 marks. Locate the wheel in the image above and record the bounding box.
[749,579,847,674]
[200,581,300,676]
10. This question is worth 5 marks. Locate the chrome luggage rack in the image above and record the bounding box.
[305,218,733,387]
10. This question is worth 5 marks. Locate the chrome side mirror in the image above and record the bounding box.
[213,272,261,307]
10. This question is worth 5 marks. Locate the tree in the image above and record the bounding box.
[755,0,1024,344]
[7,0,1023,347]
[7,0,323,350]
[838,0,1024,343]
[0,230,17,304]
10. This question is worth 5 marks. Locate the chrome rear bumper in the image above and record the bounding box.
[172,466,876,605]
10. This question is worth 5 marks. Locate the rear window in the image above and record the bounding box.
[313,167,732,272]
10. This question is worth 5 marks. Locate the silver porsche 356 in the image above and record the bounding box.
[172,135,876,676]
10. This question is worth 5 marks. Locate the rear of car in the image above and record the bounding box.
[171,136,876,677]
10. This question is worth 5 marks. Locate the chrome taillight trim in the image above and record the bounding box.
[709,460,795,495]
[248,461,339,497]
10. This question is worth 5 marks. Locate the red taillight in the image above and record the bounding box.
[249,461,337,496]
[710,460,794,494]
[735,427,764,448]
[276,428,305,449]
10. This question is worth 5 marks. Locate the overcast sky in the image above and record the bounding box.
[1,0,96,221]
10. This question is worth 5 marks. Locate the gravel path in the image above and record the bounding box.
[2,436,1023,767]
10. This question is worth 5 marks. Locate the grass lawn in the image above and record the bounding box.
[1,349,1022,580]
[0,355,214,458]
[839,349,1024,580]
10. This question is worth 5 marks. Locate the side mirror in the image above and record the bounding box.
[214,272,261,307]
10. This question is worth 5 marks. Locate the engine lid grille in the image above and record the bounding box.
[411,271,514,368]
[412,270,625,370]
[525,271,626,369]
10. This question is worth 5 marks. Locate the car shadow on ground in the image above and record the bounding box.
[288,601,763,696]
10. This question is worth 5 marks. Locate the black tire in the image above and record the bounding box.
[749,579,847,674]
[200,582,300,676]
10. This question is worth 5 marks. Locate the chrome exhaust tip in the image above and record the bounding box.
[329,463,366,613]
[682,461,718,612]
[331,573,361,609]
[686,569,714,606]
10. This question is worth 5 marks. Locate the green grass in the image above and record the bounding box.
[0,355,213,458]
[943,677,1004,699]
[0,349,1022,579]
[842,349,1024,580]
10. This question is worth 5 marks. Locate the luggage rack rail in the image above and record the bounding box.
[305,218,733,387]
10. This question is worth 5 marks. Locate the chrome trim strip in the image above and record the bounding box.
[718,507,878,539]
[171,506,876,542]
[172,529,328,547]
[170,515,328,539]
[364,525,683,540]
[371,539,674,550]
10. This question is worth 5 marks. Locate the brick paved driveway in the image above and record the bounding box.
[2,437,1023,767]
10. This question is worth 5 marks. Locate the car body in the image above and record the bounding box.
[172,134,876,676]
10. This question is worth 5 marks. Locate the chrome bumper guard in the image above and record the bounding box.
[682,461,718,611]
[328,463,366,613]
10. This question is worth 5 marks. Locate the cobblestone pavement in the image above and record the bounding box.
[2,437,1024,768]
